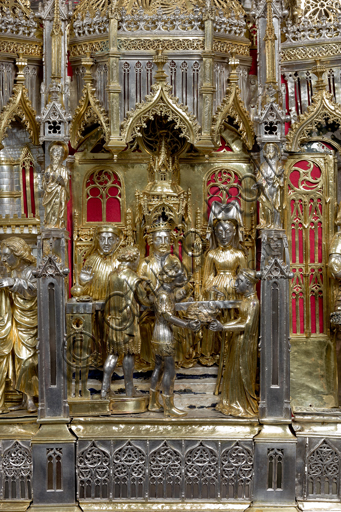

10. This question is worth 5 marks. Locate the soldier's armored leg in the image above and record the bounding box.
[122,353,136,397]
[162,356,187,417]
[149,355,163,411]
[101,354,118,399]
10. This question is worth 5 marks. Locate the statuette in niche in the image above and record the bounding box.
[42,142,70,230]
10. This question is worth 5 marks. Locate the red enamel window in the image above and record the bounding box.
[288,160,324,336]
[21,147,36,218]
[85,169,122,223]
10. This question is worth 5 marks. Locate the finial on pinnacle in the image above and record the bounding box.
[312,60,327,91]
[229,54,239,84]
[153,48,168,83]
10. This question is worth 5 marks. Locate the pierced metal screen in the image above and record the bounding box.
[77,439,254,502]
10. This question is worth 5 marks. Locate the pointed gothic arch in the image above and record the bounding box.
[0,82,39,150]
[121,81,199,147]
[286,75,341,152]
[211,59,255,151]
[69,82,110,149]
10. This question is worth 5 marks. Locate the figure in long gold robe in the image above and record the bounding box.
[0,288,12,413]
[76,225,123,366]
[0,237,38,413]
[201,218,246,365]
[209,269,259,417]
[42,142,69,229]
[79,225,123,300]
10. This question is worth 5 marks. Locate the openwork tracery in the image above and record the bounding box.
[113,441,146,499]
[78,441,110,499]
[3,441,32,500]
[211,57,255,151]
[185,442,218,499]
[85,169,122,223]
[285,158,331,337]
[70,55,110,149]
[149,441,182,499]
[286,62,341,152]
[121,51,199,147]
[0,57,39,150]
[221,443,253,500]
[307,440,340,499]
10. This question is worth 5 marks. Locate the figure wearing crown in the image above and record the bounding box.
[137,218,192,366]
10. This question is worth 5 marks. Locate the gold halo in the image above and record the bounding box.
[49,141,69,161]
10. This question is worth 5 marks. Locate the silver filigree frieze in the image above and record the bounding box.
[283,16,341,43]
[119,6,203,33]
[0,7,37,38]
[76,440,255,502]
[73,11,109,38]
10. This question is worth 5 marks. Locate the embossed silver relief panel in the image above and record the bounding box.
[76,440,254,502]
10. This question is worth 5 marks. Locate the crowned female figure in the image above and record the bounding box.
[200,201,247,366]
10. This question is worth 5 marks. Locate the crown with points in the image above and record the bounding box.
[147,218,173,234]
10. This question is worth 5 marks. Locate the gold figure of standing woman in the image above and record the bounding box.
[209,269,259,418]
[200,217,247,366]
